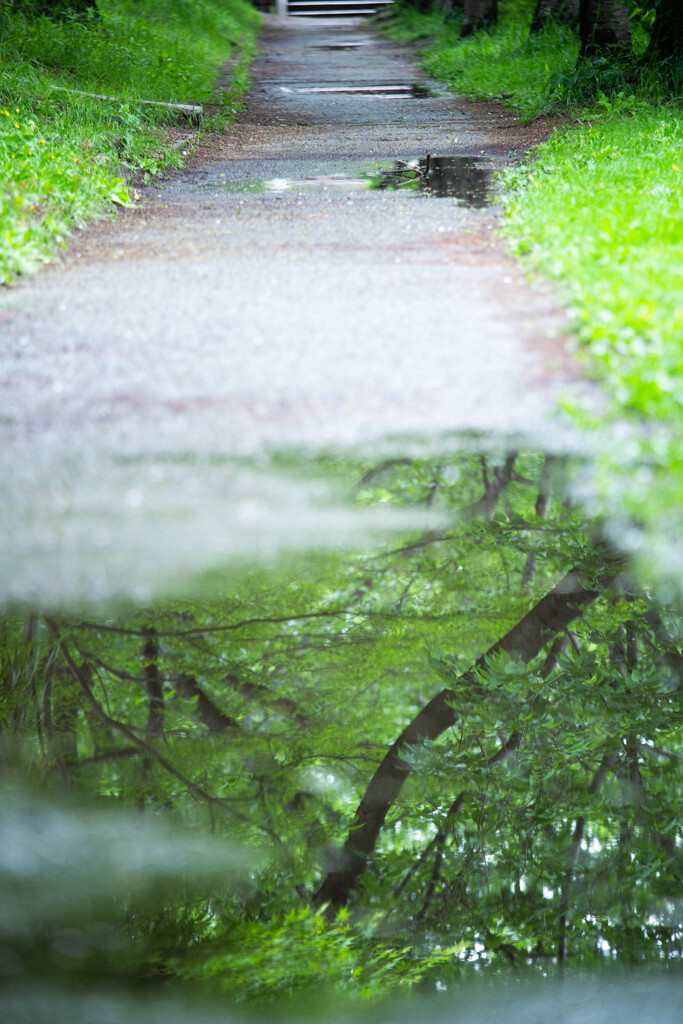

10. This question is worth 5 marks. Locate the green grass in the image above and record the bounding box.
[0,0,260,282]
[502,99,683,590]
[503,100,683,426]
[381,0,578,118]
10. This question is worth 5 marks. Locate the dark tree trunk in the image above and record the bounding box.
[314,565,620,908]
[43,660,81,782]
[647,0,683,60]
[142,628,165,738]
[435,0,464,14]
[19,0,98,19]
[461,0,498,38]
[579,0,632,57]
[174,674,239,733]
[530,0,579,34]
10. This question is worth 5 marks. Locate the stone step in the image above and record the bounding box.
[286,0,393,16]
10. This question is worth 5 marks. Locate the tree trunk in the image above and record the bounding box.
[435,0,464,15]
[19,0,99,19]
[174,674,239,733]
[314,564,620,907]
[142,628,164,738]
[579,0,632,57]
[43,660,81,783]
[647,0,683,60]
[461,0,498,38]
[530,0,579,34]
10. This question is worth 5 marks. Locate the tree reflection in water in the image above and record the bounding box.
[1,449,681,1017]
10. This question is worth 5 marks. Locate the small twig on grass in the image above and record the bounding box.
[49,85,204,123]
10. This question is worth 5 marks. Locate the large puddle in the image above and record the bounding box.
[2,438,682,1021]
[203,155,499,207]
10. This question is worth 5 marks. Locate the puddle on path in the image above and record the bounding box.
[203,174,368,194]
[278,83,429,97]
[2,437,681,1020]
[0,437,678,611]
[312,41,370,50]
[202,156,499,206]
[368,155,499,206]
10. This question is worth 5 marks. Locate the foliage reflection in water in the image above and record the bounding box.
[202,155,498,205]
[367,155,499,206]
[1,448,681,1020]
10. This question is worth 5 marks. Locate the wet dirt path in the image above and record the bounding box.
[1,16,580,456]
[0,17,587,608]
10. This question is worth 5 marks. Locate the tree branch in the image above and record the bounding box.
[415,734,522,925]
[557,753,614,964]
[173,673,240,733]
[643,606,683,686]
[75,611,346,640]
[415,792,465,922]
[352,458,413,495]
[47,624,220,810]
[379,454,519,560]
[314,565,618,907]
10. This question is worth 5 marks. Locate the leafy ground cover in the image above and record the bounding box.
[0,0,260,282]
[501,99,683,592]
[381,2,682,595]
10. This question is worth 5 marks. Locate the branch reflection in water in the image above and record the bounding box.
[1,445,681,1020]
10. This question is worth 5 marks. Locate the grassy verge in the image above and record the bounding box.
[380,3,683,595]
[380,1,578,118]
[0,0,260,282]
[501,99,683,590]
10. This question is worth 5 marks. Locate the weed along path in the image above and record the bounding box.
[0,17,589,607]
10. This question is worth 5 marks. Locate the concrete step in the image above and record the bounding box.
[287,0,394,16]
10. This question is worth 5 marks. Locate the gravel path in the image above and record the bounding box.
[0,16,586,608]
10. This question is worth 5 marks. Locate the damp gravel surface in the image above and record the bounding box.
[0,15,589,609]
